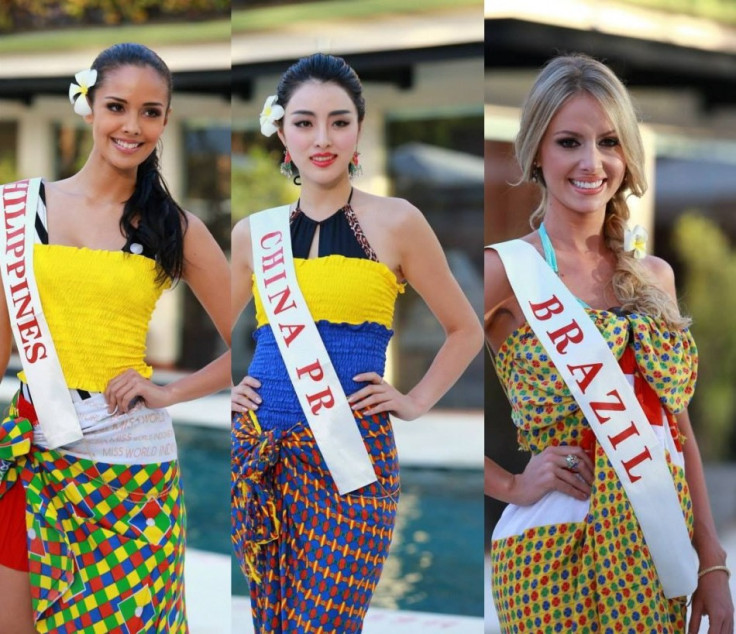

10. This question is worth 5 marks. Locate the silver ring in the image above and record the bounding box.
[565,454,579,471]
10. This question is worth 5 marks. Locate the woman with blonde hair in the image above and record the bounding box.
[485,54,733,632]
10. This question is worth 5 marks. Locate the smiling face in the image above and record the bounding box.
[537,92,626,218]
[277,79,360,187]
[85,64,170,174]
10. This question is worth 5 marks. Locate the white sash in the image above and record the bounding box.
[0,179,83,448]
[490,239,698,598]
[250,205,376,495]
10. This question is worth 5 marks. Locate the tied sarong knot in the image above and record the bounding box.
[0,394,34,497]
[233,412,283,585]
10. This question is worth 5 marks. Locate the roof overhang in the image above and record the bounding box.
[232,7,482,99]
[0,42,231,102]
[486,1,736,108]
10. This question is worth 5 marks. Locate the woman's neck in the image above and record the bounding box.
[542,208,608,256]
[297,180,353,221]
[70,155,137,204]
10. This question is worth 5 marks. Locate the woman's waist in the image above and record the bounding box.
[247,320,391,431]
[19,384,176,464]
[19,358,154,394]
[232,407,396,458]
[246,368,385,432]
[517,407,683,465]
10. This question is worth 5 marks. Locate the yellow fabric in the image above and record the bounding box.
[491,309,696,630]
[494,309,697,452]
[24,245,169,392]
[253,255,404,329]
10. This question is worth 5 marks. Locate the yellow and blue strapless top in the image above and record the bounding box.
[27,245,169,393]
[494,308,698,452]
[249,255,404,431]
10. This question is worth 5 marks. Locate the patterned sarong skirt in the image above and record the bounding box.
[231,409,399,633]
[0,388,187,633]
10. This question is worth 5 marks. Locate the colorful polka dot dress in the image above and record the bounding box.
[490,309,698,633]
[232,204,405,632]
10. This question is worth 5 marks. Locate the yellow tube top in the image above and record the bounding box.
[21,245,170,392]
[252,255,404,329]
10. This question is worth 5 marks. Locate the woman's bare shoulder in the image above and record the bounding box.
[641,254,677,300]
[231,216,251,244]
[357,191,420,228]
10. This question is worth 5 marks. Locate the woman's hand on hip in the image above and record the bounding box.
[232,375,262,413]
[348,372,425,421]
[104,369,171,414]
[508,445,594,506]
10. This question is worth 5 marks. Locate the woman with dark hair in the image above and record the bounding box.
[485,54,732,633]
[0,43,230,633]
[231,53,482,632]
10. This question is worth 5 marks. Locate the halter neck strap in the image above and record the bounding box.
[296,187,354,218]
[538,222,591,309]
[538,222,558,273]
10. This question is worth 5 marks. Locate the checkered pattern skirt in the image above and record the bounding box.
[0,391,187,633]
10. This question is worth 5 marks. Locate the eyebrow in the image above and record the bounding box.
[104,96,165,107]
[289,109,353,116]
[553,129,617,137]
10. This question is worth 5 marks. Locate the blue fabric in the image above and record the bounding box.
[247,321,393,431]
[538,222,558,272]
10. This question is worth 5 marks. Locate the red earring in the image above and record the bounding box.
[280,149,294,178]
[349,150,362,178]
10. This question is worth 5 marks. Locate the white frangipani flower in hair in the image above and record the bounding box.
[260,95,284,137]
[623,224,649,260]
[68,69,98,116]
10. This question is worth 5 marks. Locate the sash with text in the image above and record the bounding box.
[250,205,377,495]
[491,239,698,598]
[0,178,82,448]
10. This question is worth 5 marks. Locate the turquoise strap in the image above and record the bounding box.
[538,222,591,309]
[538,222,558,273]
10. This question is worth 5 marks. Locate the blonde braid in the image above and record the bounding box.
[605,193,691,329]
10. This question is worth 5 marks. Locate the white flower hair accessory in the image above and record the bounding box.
[68,68,98,116]
[260,95,284,137]
[624,224,649,259]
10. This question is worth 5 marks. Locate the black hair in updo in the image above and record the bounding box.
[276,53,365,123]
[87,42,187,284]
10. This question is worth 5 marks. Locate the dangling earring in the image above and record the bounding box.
[280,149,294,178]
[348,150,362,179]
[531,163,542,183]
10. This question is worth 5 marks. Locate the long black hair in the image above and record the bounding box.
[88,42,187,283]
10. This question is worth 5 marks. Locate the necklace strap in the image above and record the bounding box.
[295,187,354,216]
[538,222,558,273]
